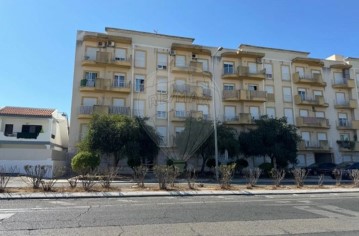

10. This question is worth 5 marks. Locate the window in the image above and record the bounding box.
[264,63,273,79]
[157,78,167,94]
[156,127,167,146]
[266,108,275,118]
[133,100,145,117]
[298,88,306,100]
[4,124,13,136]
[81,97,97,114]
[197,104,209,120]
[224,84,235,91]
[80,124,89,141]
[175,103,186,117]
[315,112,324,118]
[265,85,274,94]
[284,108,294,124]
[340,133,350,141]
[296,67,305,78]
[281,65,290,81]
[114,48,126,61]
[223,62,234,74]
[248,62,257,73]
[301,132,310,146]
[157,102,167,119]
[175,127,184,136]
[85,47,98,60]
[299,109,308,117]
[111,98,126,115]
[338,113,348,126]
[248,84,258,91]
[157,53,167,69]
[135,50,146,68]
[283,87,292,102]
[250,106,260,120]
[334,72,344,84]
[18,125,42,139]
[113,73,125,88]
[135,75,145,92]
[84,72,97,87]
[318,133,327,141]
[313,90,323,99]
[175,55,186,67]
[224,106,236,121]
[336,92,346,105]
[197,59,208,71]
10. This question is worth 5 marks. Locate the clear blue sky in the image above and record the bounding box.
[1,0,358,117]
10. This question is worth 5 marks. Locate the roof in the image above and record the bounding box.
[239,44,310,55]
[0,106,55,118]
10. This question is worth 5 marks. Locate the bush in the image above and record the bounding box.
[236,159,249,170]
[206,158,216,169]
[71,151,100,175]
[127,157,141,169]
[259,162,273,177]
[166,159,174,166]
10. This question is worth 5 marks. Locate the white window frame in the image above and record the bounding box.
[135,50,146,68]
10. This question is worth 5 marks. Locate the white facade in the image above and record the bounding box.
[0,107,69,176]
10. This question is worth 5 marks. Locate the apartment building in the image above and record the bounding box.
[69,27,359,167]
[0,106,69,176]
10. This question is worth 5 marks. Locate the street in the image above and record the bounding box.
[1,193,359,235]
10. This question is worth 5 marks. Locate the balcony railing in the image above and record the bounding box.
[109,106,130,115]
[237,66,266,79]
[296,117,329,128]
[79,106,94,115]
[223,113,253,125]
[336,120,359,129]
[334,99,357,109]
[82,52,131,68]
[294,95,328,107]
[331,78,354,88]
[298,140,330,150]
[293,72,326,86]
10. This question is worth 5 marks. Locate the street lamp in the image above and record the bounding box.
[212,46,223,181]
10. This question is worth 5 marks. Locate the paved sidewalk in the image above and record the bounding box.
[1,176,359,200]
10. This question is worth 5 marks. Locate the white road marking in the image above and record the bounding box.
[318,205,359,217]
[294,205,349,218]
[0,213,14,221]
[49,201,75,206]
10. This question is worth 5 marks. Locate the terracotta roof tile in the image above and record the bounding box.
[0,106,55,117]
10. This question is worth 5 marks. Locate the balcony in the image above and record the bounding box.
[337,140,359,152]
[82,52,131,68]
[0,131,49,142]
[334,99,357,109]
[80,78,131,93]
[109,106,130,115]
[222,68,239,80]
[238,66,266,80]
[222,90,267,102]
[336,120,359,130]
[294,95,329,107]
[223,113,253,125]
[298,140,331,152]
[293,72,326,87]
[296,117,329,129]
[170,110,204,122]
[331,78,355,89]
[171,60,211,77]
[78,105,131,118]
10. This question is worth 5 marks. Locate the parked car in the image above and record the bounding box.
[341,162,359,180]
[305,162,337,176]
[329,162,354,179]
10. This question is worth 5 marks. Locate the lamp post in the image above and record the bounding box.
[212,46,223,181]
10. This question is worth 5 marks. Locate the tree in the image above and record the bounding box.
[71,151,100,175]
[80,114,138,166]
[175,118,239,175]
[125,117,160,169]
[238,116,301,169]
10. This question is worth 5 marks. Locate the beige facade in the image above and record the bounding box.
[69,27,359,167]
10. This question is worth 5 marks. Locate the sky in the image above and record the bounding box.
[1,0,359,118]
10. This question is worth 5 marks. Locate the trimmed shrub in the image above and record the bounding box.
[127,157,141,169]
[206,158,216,169]
[259,162,273,177]
[71,151,100,175]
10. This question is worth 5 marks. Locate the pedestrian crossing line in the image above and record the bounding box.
[318,205,359,217]
[294,205,357,218]
[0,213,14,221]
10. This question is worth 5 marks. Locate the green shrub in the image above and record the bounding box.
[166,159,174,166]
[71,151,100,175]
[206,158,216,169]
[236,159,249,169]
[259,162,273,177]
[127,157,141,169]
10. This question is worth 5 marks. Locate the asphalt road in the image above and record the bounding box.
[1,193,359,235]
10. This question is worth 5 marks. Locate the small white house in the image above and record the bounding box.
[0,106,69,177]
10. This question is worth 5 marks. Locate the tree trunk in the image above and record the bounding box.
[272,156,277,170]
[200,155,208,175]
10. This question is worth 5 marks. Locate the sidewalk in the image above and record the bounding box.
[1,176,359,200]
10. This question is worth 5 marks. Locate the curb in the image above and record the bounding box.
[1,188,359,200]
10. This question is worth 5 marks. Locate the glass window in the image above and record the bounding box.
[264,64,273,79]
[223,62,234,74]
[281,65,290,81]
[175,55,186,67]
[284,108,294,124]
[113,73,125,88]
[157,102,167,119]
[114,48,126,61]
[157,78,167,93]
[157,53,167,69]
[283,87,292,102]
[224,84,235,90]
[135,75,145,92]
[135,50,146,68]
[266,108,275,118]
